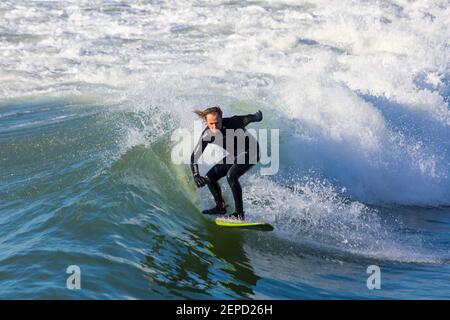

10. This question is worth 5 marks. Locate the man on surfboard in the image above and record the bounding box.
[190,106,263,220]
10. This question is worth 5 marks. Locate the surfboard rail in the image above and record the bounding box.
[215,217,274,231]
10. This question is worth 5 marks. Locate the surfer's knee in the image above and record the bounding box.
[205,175,216,185]
[226,171,233,183]
[226,171,238,186]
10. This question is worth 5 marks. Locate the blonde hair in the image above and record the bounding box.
[193,106,223,120]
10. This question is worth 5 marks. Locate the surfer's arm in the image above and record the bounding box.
[228,110,263,128]
[190,131,211,188]
[248,110,263,123]
[190,130,210,176]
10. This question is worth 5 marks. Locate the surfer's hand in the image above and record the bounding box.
[250,110,263,122]
[193,174,207,188]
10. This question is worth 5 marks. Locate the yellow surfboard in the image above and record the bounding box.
[215,217,274,231]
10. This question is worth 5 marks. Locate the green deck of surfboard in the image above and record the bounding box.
[215,217,274,231]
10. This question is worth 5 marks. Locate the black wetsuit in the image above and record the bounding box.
[190,114,260,214]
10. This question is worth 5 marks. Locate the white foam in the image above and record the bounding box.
[1,0,449,205]
[243,174,443,263]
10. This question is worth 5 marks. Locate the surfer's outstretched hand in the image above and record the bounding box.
[250,110,263,122]
[193,174,207,188]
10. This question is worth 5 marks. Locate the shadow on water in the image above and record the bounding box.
[141,216,261,299]
[201,220,261,298]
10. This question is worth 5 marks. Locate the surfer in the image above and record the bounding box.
[190,106,263,220]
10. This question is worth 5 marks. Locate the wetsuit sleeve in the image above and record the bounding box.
[227,115,253,128]
[190,128,210,176]
[227,111,263,128]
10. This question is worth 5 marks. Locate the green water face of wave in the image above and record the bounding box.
[0,98,240,298]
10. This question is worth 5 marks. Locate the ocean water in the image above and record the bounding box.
[1,0,450,299]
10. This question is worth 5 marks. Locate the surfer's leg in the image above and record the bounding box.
[206,179,224,206]
[204,162,232,213]
[226,161,254,216]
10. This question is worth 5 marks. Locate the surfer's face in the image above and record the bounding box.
[206,113,222,133]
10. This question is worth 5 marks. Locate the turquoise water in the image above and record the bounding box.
[1,0,450,299]
[1,98,449,299]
